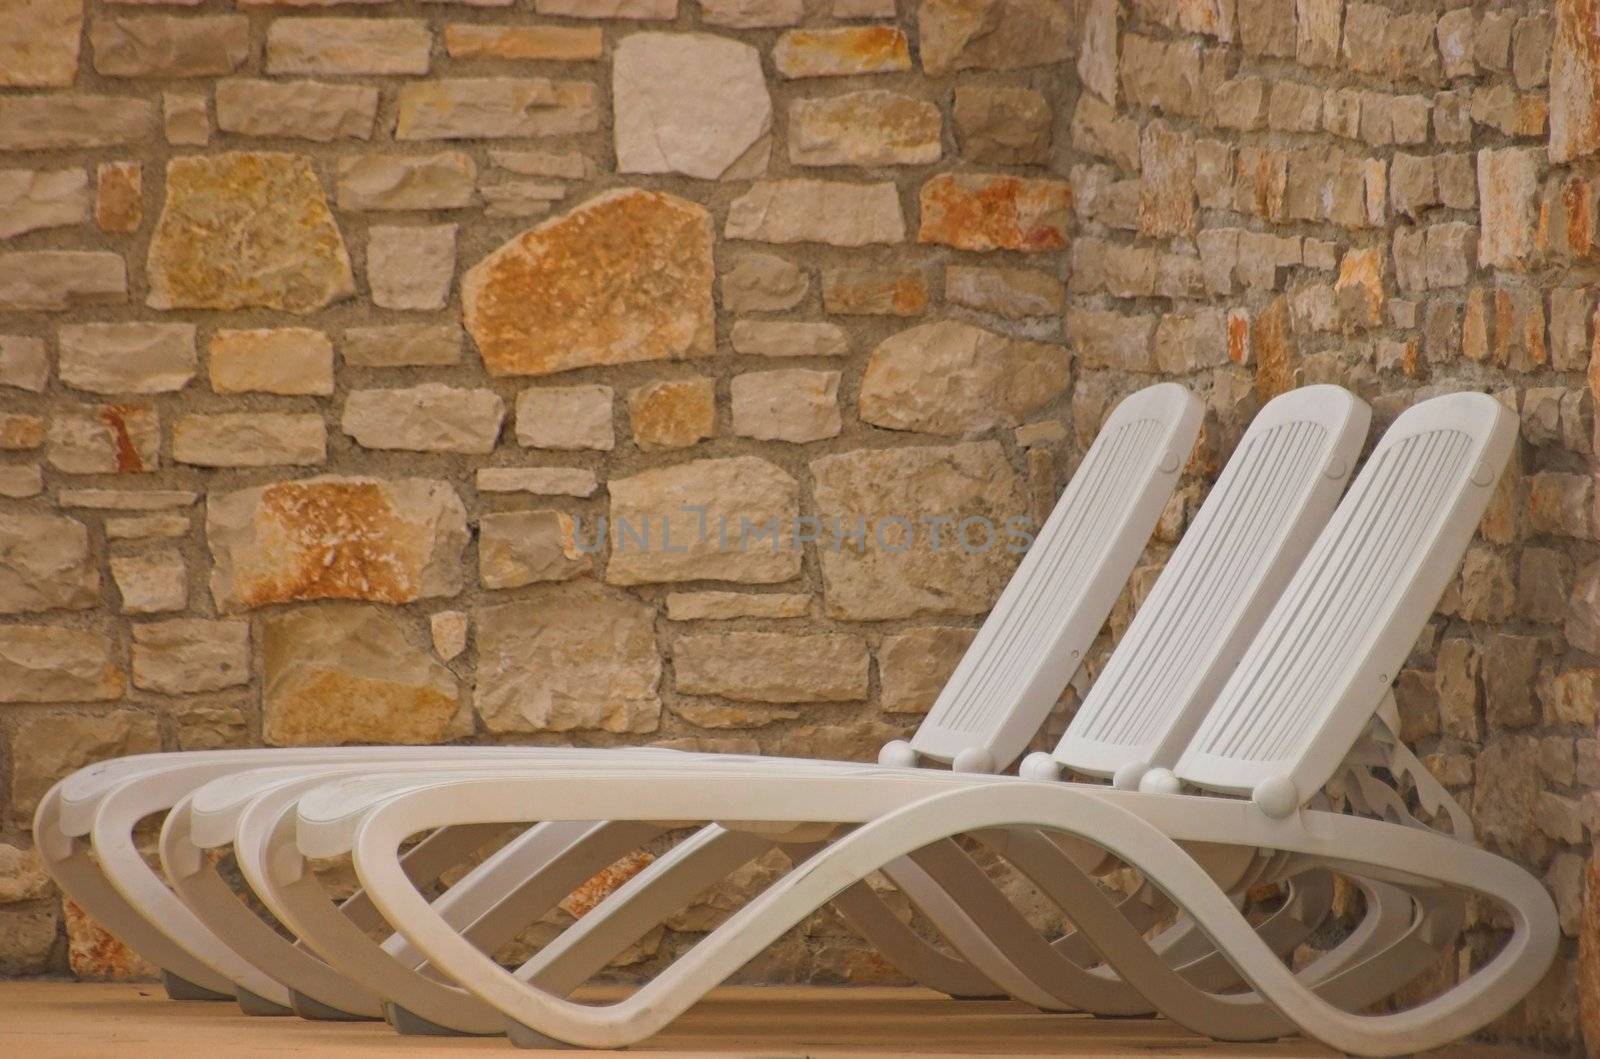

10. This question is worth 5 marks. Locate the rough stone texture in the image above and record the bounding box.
[0,96,154,151]
[130,619,249,695]
[859,321,1071,435]
[946,265,1065,318]
[445,24,602,61]
[343,324,463,368]
[0,0,83,87]
[879,626,977,713]
[480,510,593,588]
[215,79,378,142]
[0,168,87,238]
[726,179,905,245]
[47,405,160,476]
[674,632,869,703]
[773,27,912,78]
[614,33,771,180]
[476,585,661,734]
[919,0,1072,77]
[206,476,469,611]
[147,153,355,313]
[395,78,599,140]
[266,18,432,75]
[9,711,158,825]
[0,252,126,311]
[722,253,809,312]
[810,442,1025,620]
[731,369,842,443]
[367,224,456,310]
[0,513,99,614]
[607,457,801,585]
[954,85,1052,164]
[0,626,122,703]
[173,413,326,468]
[516,385,615,450]
[918,173,1072,252]
[665,591,810,620]
[627,377,716,450]
[465,190,713,377]
[95,162,141,234]
[337,152,476,211]
[730,320,850,358]
[264,606,465,746]
[110,550,187,614]
[208,329,335,396]
[58,324,196,395]
[822,268,930,316]
[91,16,249,78]
[476,467,598,498]
[343,385,504,454]
[789,91,941,167]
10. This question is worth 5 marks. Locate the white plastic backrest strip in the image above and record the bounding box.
[909,382,1204,770]
[1175,391,1517,804]
[1052,384,1370,782]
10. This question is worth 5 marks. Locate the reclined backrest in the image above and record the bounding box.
[907,383,1204,771]
[1052,385,1370,785]
[1172,391,1517,816]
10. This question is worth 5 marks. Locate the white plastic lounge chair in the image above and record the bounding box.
[195,385,1371,1034]
[288,390,1555,1057]
[35,382,1204,1013]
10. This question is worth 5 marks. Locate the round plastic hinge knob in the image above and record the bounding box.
[878,740,918,769]
[1139,768,1182,795]
[1158,450,1181,474]
[1019,752,1061,782]
[1253,776,1299,819]
[1112,760,1151,791]
[952,747,997,774]
[1324,458,1348,481]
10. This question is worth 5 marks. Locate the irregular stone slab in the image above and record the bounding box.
[10,712,155,826]
[0,251,125,311]
[130,618,249,695]
[732,369,842,442]
[0,336,48,392]
[665,590,810,620]
[919,172,1072,252]
[701,0,803,26]
[47,405,160,475]
[91,15,249,78]
[810,441,1026,620]
[206,475,469,611]
[480,179,565,218]
[536,0,675,14]
[266,18,432,75]
[476,585,662,734]
[920,0,1073,76]
[59,488,196,511]
[614,33,772,180]
[823,266,930,316]
[0,96,154,150]
[1478,146,1542,270]
[215,79,378,141]
[58,323,196,395]
[946,265,1065,318]
[445,24,602,60]
[0,842,52,904]
[342,384,504,453]
[476,467,598,498]
[490,148,595,179]
[725,179,904,245]
[773,26,912,77]
[105,514,189,541]
[721,253,808,312]
[0,413,43,451]
[342,323,462,368]
[431,611,468,662]
[209,328,334,396]
[480,510,592,588]
[954,84,1052,164]
[879,626,977,712]
[62,896,156,980]
[0,168,88,238]
[95,161,142,233]
[336,152,476,211]
[0,626,122,702]
[174,413,326,467]
[110,549,186,614]
[264,606,465,746]
[788,91,941,167]
[730,320,850,358]
[367,224,456,310]
[515,385,614,449]
[396,78,598,140]
[1552,0,1600,163]
[627,377,715,450]
[859,321,1070,435]
[0,0,83,87]
[607,457,801,585]
[465,189,713,377]
[162,91,209,146]
[0,465,42,499]
[1138,119,1195,237]
[147,152,355,313]
[0,907,59,973]
[675,632,868,702]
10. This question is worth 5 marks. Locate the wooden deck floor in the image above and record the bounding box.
[0,981,1557,1058]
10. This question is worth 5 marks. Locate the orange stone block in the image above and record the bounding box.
[94,161,141,234]
[917,172,1071,253]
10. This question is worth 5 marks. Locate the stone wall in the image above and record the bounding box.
[0,0,1592,1051]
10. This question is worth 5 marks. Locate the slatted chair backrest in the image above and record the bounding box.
[907,383,1204,772]
[1172,391,1517,815]
[1052,385,1371,786]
